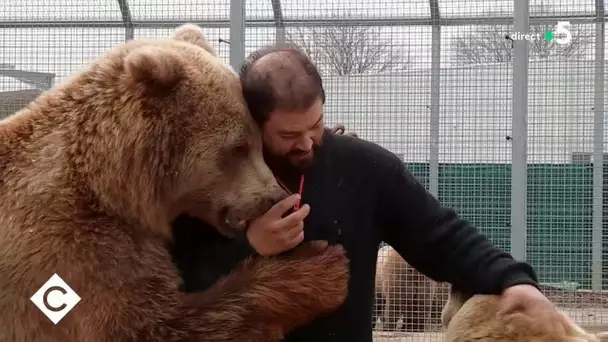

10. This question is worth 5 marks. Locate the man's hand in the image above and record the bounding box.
[498,284,563,330]
[246,194,310,256]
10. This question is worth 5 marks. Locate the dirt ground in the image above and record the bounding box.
[372,308,608,342]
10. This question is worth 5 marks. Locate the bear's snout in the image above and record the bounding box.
[260,185,289,212]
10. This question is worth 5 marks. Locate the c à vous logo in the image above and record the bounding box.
[30,273,81,324]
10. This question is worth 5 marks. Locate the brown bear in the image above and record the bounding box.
[441,287,608,342]
[0,24,349,342]
[373,244,448,332]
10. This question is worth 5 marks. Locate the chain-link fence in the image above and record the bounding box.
[1,0,607,341]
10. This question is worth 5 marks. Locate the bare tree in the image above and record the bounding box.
[452,21,593,65]
[286,26,410,76]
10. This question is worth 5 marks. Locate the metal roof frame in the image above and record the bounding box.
[0,0,605,29]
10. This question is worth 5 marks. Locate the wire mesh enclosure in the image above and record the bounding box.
[1,0,607,341]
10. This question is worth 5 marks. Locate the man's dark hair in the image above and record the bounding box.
[239,44,326,125]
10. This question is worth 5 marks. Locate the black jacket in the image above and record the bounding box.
[171,129,538,341]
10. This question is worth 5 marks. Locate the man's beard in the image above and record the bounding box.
[264,143,321,176]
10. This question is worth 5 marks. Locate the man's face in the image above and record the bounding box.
[261,98,325,172]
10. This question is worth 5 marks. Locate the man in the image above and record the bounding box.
[171,45,560,341]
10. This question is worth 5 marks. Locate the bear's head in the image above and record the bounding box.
[63,24,288,237]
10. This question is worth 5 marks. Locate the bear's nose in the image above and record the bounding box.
[257,186,288,215]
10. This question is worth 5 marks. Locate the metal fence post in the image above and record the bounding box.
[511,0,529,261]
[592,0,605,291]
[271,0,285,44]
[230,0,246,71]
[117,0,134,41]
[429,0,440,198]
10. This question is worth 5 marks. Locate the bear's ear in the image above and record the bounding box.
[124,46,184,96]
[173,24,216,56]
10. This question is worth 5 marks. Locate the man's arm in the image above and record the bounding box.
[377,154,539,295]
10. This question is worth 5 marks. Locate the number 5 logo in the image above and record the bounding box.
[554,21,572,45]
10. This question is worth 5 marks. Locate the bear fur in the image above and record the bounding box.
[0,24,349,342]
[373,245,449,332]
[441,287,608,342]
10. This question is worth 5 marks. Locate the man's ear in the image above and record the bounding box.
[173,23,216,56]
[124,45,184,97]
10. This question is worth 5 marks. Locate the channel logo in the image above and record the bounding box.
[507,21,573,46]
[30,273,81,324]
[544,21,572,45]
